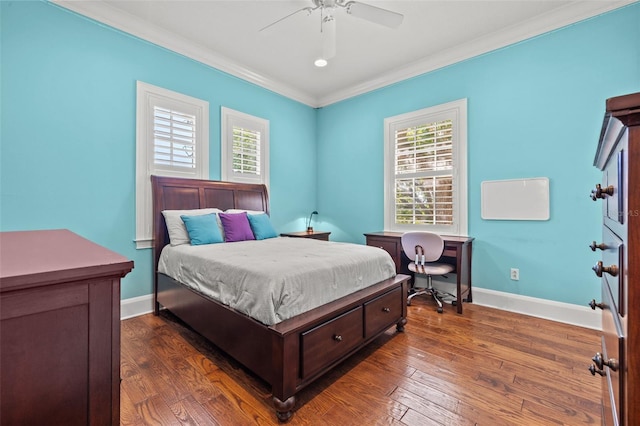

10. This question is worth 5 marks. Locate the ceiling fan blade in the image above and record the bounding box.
[259,6,315,33]
[346,1,403,29]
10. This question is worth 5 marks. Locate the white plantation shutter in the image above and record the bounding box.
[384,99,467,235]
[395,175,454,225]
[232,126,260,176]
[395,121,453,174]
[153,107,197,171]
[394,120,454,225]
[135,82,209,248]
[222,107,269,186]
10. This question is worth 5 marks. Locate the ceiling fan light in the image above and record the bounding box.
[314,58,328,67]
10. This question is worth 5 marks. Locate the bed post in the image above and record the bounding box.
[273,396,296,422]
[270,330,299,421]
[396,278,409,331]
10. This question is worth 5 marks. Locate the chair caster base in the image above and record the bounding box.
[437,307,443,314]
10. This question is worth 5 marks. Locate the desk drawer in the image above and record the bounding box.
[366,237,400,272]
[442,247,457,258]
[364,287,402,339]
[300,306,364,379]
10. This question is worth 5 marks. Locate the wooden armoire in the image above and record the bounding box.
[590,92,640,425]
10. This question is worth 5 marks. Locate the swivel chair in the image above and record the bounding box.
[401,231,455,313]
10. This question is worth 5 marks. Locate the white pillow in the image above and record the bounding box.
[162,208,222,246]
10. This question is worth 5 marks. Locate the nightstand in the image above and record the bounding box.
[280,231,331,241]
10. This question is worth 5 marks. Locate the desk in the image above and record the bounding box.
[364,232,473,314]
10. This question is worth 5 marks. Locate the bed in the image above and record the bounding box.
[151,175,409,421]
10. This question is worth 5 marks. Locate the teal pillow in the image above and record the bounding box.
[247,213,278,240]
[180,213,224,245]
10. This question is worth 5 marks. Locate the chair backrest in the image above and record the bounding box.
[401,232,445,263]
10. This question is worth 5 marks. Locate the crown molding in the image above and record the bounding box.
[317,0,637,106]
[52,0,635,109]
[51,0,317,107]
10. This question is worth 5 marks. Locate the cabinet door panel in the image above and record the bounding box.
[1,304,89,426]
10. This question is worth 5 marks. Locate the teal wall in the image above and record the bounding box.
[0,1,317,299]
[1,1,638,306]
[316,3,640,305]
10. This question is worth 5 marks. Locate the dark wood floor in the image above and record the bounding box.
[120,297,602,425]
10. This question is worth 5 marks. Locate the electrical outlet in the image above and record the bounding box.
[510,268,520,281]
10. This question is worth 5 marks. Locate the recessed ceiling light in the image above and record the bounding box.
[314,58,328,68]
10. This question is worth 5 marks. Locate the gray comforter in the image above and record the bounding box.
[158,237,396,325]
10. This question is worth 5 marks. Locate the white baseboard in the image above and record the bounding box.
[120,294,154,320]
[426,278,602,331]
[120,286,602,330]
[463,286,601,330]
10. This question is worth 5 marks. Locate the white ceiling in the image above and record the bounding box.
[54,0,634,107]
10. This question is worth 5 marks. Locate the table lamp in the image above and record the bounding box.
[306,211,318,233]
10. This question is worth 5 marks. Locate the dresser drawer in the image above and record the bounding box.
[364,287,402,339]
[603,149,624,226]
[599,227,624,316]
[300,306,364,379]
[366,237,401,272]
[601,281,624,426]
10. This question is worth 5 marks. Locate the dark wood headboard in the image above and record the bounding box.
[151,175,270,279]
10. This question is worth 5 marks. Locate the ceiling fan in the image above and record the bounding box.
[259,0,404,66]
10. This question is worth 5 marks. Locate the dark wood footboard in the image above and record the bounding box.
[157,272,409,420]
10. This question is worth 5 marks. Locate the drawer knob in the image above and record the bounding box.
[589,299,605,310]
[382,307,391,313]
[333,334,343,342]
[592,261,618,277]
[588,364,605,376]
[589,241,607,251]
[590,184,614,200]
[592,352,619,372]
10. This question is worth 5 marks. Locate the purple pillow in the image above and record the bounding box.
[219,212,255,242]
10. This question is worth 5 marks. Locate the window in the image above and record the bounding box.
[384,99,467,235]
[221,107,269,186]
[135,81,209,249]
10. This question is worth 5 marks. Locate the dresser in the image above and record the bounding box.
[0,230,133,425]
[590,92,640,426]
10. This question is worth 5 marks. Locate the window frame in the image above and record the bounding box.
[220,107,270,188]
[383,98,468,236]
[135,81,209,249]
